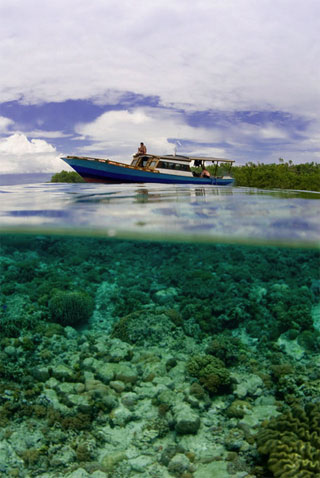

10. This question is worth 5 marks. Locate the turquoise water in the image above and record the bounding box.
[0,180,319,478]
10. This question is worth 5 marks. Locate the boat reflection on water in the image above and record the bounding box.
[195,188,206,197]
[71,185,235,206]
[71,185,318,208]
[133,185,235,204]
[134,188,160,204]
[193,187,234,197]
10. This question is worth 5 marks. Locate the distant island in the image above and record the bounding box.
[51,161,320,192]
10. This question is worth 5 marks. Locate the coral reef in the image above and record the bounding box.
[256,404,320,477]
[1,235,318,342]
[111,309,176,345]
[206,333,245,365]
[48,290,94,327]
[186,354,231,394]
[0,234,319,478]
[0,294,42,337]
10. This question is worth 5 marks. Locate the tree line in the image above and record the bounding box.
[210,160,320,192]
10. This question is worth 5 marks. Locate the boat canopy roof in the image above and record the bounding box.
[136,154,234,164]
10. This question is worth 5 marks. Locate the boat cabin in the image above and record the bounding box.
[130,154,234,178]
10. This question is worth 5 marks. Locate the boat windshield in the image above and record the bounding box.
[148,160,158,169]
[140,157,149,167]
[131,156,149,168]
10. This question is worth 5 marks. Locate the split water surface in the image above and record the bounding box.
[0,180,319,478]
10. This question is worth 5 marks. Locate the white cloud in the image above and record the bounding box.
[0,116,14,133]
[0,0,319,116]
[0,134,55,154]
[258,125,288,140]
[75,107,226,160]
[23,130,73,139]
[0,133,68,173]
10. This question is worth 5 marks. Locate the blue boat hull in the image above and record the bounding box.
[61,157,234,186]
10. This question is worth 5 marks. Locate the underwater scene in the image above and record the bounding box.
[0,234,319,478]
[0,182,320,478]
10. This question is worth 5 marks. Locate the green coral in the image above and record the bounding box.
[297,330,320,352]
[1,235,319,345]
[0,295,41,337]
[206,334,244,365]
[48,290,94,327]
[187,354,231,394]
[256,404,320,477]
[111,309,175,345]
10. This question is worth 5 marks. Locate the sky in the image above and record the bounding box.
[0,0,319,173]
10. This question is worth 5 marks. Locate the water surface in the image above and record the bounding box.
[0,181,319,246]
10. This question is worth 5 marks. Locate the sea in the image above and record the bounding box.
[0,174,319,478]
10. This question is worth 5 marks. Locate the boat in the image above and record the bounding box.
[61,153,235,185]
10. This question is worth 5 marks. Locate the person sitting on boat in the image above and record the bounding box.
[200,165,210,178]
[137,142,147,155]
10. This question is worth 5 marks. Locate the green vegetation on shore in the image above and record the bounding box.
[216,160,319,191]
[50,170,85,183]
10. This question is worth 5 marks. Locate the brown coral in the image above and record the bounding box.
[256,404,320,477]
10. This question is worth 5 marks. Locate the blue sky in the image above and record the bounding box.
[0,0,319,173]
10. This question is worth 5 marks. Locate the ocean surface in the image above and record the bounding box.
[0,175,319,246]
[0,174,319,478]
